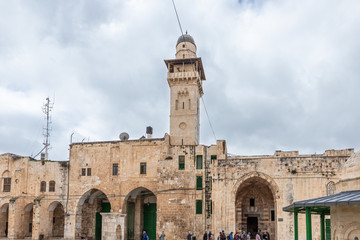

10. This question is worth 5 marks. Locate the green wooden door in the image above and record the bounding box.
[95,212,102,240]
[325,219,331,240]
[143,204,156,240]
[95,202,111,240]
[127,203,135,240]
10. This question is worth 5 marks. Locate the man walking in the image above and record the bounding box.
[159,231,166,240]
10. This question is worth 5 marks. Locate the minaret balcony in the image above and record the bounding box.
[167,71,200,81]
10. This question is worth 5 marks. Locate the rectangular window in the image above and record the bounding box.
[250,198,255,207]
[178,155,185,170]
[196,155,203,169]
[211,200,213,215]
[49,181,55,192]
[196,176,203,190]
[140,162,146,174]
[209,176,212,190]
[40,181,46,192]
[3,178,11,192]
[112,163,119,176]
[271,210,275,221]
[81,168,86,176]
[211,155,217,164]
[196,200,202,214]
[87,168,92,176]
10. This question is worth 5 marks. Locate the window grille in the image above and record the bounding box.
[112,163,119,176]
[3,178,11,192]
[140,163,146,174]
[49,181,55,192]
[40,181,46,192]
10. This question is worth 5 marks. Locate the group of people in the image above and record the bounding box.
[141,229,269,240]
[142,230,166,240]
[197,230,270,240]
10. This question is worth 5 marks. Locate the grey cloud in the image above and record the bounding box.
[1,0,360,160]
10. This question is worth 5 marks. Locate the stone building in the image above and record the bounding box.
[0,34,359,240]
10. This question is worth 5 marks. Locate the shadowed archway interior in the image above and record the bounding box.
[125,187,157,240]
[235,177,276,239]
[75,189,111,240]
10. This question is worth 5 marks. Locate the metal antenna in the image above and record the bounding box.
[42,97,54,160]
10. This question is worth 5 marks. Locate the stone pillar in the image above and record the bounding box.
[135,198,142,240]
[32,200,41,240]
[7,199,16,240]
[64,213,76,240]
[101,213,126,240]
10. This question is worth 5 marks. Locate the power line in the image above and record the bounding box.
[0,187,200,201]
[201,97,217,141]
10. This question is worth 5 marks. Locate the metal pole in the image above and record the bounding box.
[320,213,325,240]
[294,210,298,240]
[306,207,312,240]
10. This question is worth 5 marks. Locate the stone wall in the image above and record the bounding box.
[212,149,353,240]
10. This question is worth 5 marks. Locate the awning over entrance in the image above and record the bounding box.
[283,190,360,214]
[283,190,360,240]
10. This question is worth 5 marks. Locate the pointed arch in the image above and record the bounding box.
[233,172,279,239]
[124,187,157,240]
[75,188,111,239]
[48,201,65,237]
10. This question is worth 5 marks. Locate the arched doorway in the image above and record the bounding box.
[75,189,111,240]
[125,188,157,240]
[0,203,9,237]
[116,225,122,240]
[48,202,65,237]
[24,203,34,238]
[235,177,276,239]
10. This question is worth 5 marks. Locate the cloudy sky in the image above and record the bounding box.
[1,0,359,161]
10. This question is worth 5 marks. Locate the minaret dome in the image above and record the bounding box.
[176,33,197,59]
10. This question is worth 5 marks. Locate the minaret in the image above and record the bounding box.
[164,33,206,145]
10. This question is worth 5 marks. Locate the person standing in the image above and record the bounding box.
[246,233,250,240]
[159,231,166,240]
[229,232,233,240]
[203,231,208,240]
[209,231,213,240]
[187,231,192,240]
[255,230,262,240]
[142,231,149,240]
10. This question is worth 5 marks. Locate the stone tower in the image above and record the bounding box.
[165,34,206,145]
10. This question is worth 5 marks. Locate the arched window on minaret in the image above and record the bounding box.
[182,102,185,109]
[175,100,178,110]
[188,99,191,110]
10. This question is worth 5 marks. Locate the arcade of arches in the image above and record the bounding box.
[235,177,276,239]
[125,187,157,240]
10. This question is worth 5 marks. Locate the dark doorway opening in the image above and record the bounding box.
[247,217,258,238]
